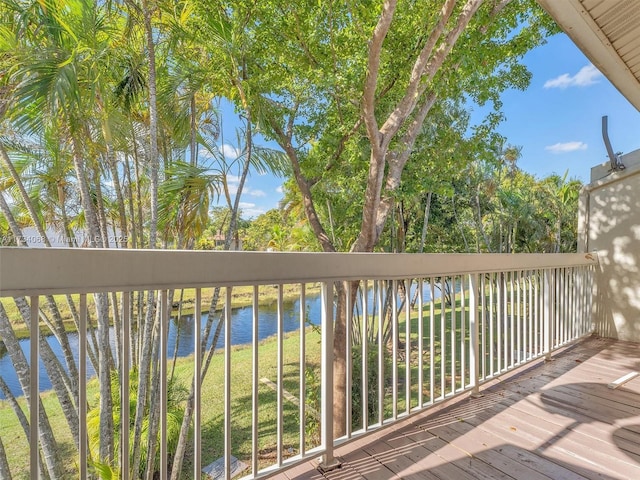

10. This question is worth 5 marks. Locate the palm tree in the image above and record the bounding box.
[87,370,187,479]
[1,0,118,463]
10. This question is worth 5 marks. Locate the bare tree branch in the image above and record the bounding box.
[362,0,397,154]
[379,0,456,140]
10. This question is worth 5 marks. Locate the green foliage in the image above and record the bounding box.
[303,365,320,446]
[350,343,391,429]
[158,161,221,247]
[86,369,188,478]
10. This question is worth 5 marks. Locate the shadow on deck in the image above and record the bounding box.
[283,336,640,480]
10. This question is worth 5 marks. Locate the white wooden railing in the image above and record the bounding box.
[0,248,597,479]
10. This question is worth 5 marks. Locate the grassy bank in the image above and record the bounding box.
[0,327,323,479]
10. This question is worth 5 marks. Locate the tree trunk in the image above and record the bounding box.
[419,192,432,253]
[475,189,492,252]
[132,0,161,474]
[0,377,51,478]
[0,430,13,480]
[145,321,162,480]
[0,302,63,479]
[1,144,81,402]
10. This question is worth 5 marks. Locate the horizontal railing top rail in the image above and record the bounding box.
[0,247,597,296]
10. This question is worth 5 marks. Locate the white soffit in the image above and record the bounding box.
[537,0,640,111]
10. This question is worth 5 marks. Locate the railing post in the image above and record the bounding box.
[544,269,553,360]
[29,296,40,478]
[319,282,339,471]
[469,274,482,397]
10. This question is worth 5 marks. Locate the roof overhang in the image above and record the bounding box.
[537,0,640,111]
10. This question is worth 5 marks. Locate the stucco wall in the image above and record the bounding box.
[580,149,640,341]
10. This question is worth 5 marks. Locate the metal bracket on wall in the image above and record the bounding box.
[602,115,625,172]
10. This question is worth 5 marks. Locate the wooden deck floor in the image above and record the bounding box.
[282,336,640,480]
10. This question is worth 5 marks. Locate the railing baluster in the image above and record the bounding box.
[569,269,573,339]
[391,280,398,419]
[480,274,486,381]
[496,273,502,374]
[277,284,284,467]
[544,270,552,360]
[194,288,202,480]
[516,271,521,365]
[566,268,571,341]
[576,268,581,338]
[429,279,435,403]
[509,272,514,369]
[555,268,560,348]
[29,295,39,477]
[489,273,500,376]
[461,276,466,389]
[377,281,384,424]
[568,268,572,341]
[581,267,587,335]
[440,279,446,398]
[450,277,456,395]
[79,294,88,479]
[578,267,583,334]
[537,271,541,354]
[405,279,411,414]
[418,279,424,408]
[252,285,259,475]
[346,281,352,437]
[527,272,533,361]
[362,280,368,431]
[565,268,569,342]
[503,272,508,371]
[560,268,566,345]
[320,282,335,468]
[224,287,232,478]
[469,274,479,396]
[299,283,306,454]
[160,290,168,480]
[120,293,129,480]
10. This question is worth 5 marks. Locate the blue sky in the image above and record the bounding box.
[483,33,640,185]
[214,32,640,219]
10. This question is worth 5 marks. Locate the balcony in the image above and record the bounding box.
[1,248,614,479]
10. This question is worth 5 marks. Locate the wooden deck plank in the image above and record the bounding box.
[386,427,511,480]
[427,420,562,480]
[469,403,640,479]
[280,337,640,480]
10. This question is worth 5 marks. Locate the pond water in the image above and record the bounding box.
[0,281,443,399]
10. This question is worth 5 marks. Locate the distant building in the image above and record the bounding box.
[212,233,243,251]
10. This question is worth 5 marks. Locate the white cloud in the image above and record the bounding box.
[237,202,266,218]
[545,141,588,154]
[544,64,602,89]
[221,144,241,159]
[276,185,284,194]
[242,207,266,219]
[248,189,266,197]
